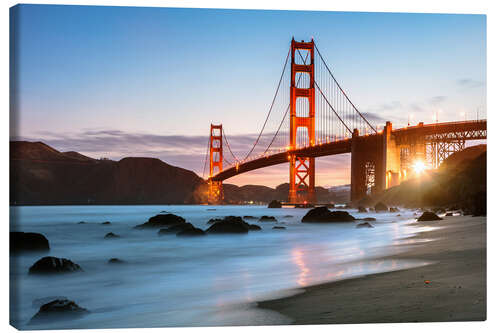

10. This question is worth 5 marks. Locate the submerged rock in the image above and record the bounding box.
[283,215,293,218]
[268,200,282,208]
[273,226,286,230]
[248,224,262,231]
[29,299,89,325]
[108,258,125,264]
[374,202,388,212]
[356,222,374,228]
[243,215,257,219]
[29,257,82,275]
[10,232,50,253]
[101,221,111,225]
[158,223,194,236]
[417,211,443,221]
[176,227,206,237]
[361,217,376,221]
[301,207,356,223]
[77,221,86,224]
[259,216,277,222]
[134,213,186,229]
[104,232,119,239]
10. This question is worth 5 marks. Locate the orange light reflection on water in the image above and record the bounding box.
[292,249,310,287]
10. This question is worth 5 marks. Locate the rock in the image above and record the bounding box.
[432,207,446,214]
[268,200,282,208]
[361,217,376,221]
[301,207,356,223]
[445,212,453,217]
[177,227,206,237]
[283,215,293,218]
[389,207,400,213]
[369,207,375,212]
[28,299,89,325]
[396,214,402,217]
[259,216,277,222]
[356,222,374,228]
[29,257,82,274]
[358,206,367,213]
[158,223,194,236]
[417,211,443,221]
[206,208,216,211]
[243,215,257,219]
[205,216,249,234]
[248,224,262,231]
[101,221,111,225]
[134,213,186,229]
[108,258,125,264]
[273,226,286,230]
[77,221,86,224]
[10,232,50,253]
[104,232,119,239]
[374,202,388,212]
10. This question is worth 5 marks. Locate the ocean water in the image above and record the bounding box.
[10,205,433,329]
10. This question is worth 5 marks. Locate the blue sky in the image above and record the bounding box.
[10,5,486,187]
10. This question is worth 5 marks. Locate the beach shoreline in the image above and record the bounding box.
[258,215,486,324]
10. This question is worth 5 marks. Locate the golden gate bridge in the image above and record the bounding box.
[202,38,486,204]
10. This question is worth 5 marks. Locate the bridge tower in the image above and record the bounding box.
[208,124,224,204]
[289,38,316,204]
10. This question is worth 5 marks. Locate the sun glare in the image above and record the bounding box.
[412,160,427,174]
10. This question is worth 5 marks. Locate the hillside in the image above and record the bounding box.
[10,141,206,205]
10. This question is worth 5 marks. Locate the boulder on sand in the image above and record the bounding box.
[417,211,443,221]
[29,257,82,275]
[356,222,374,228]
[158,223,195,236]
[134,213,186,229]
[374,202,388,212]
[205,216,250,234]
[10,232,50,253]
[28,299,89,325]
[301,207,356,223]
[259,216,277,222]
[268,200,282,208]
[358,206,367,213]
[104,232,119,239]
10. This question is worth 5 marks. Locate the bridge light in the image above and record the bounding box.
[412,160,427,175]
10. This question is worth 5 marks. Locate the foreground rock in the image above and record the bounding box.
[259,216,277,222]
[134,213,186,229]
[417,211,443,221]
[268,200,282,208]
[302,207,356,223]
[104,232,119,239]
[29,257,82,275]
[356,222,374,228]
[374,202,388,212]
[29,299,89,325]
[205,216,255,234]
[10,232,50,253]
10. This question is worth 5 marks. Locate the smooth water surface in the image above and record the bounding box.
[10,205,431,329]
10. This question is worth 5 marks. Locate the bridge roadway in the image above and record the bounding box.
[210,120,486,182]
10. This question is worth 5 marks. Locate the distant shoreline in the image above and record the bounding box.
[258,215,486,323]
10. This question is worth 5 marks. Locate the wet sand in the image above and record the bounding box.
[258,215,486,324]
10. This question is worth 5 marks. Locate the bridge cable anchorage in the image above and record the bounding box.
[242,46,291,162]
[222,128,240,163]
[261,51,310,155]
[314,44,377,133]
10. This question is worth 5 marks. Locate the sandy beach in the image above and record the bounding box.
[258,215,486,324]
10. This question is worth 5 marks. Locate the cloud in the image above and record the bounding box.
[457,78,484,89]
[429,96,447,105]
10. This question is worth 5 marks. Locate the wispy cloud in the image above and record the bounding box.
[457,78,484,89]
[429,96,447,105]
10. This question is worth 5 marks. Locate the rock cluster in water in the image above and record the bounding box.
[205,216,260,234]
[134,213,186,229]
[301,207,356,223]
[10,232,50,253]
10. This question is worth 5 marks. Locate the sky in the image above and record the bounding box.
[10,4,486,187]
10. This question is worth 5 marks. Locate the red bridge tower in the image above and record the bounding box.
[289,39,316,204]
[208,124,223,203]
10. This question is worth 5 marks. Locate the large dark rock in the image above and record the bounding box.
[268,200,282,208]
[356,222,374,228]
[374,202,388,212]
[158,223,194,236]
[28,299,89,325]
[259,216,277,222]
[301,207,356,223]
[104,232,119,239]
[417,211,443,221]
[358,206,367,213]
[134,213,186,229]
[10,232,50,253]
[29,257,82,275]
[176,227,206,237]
[205,216,249,234]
